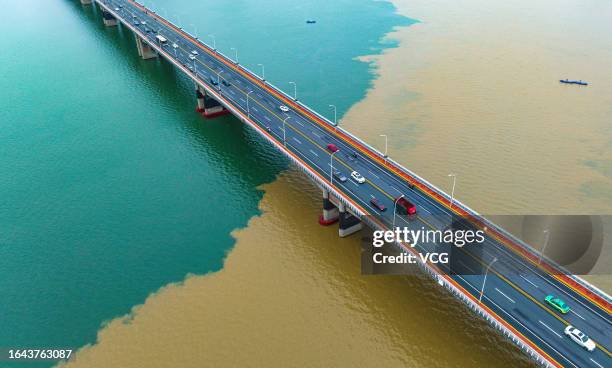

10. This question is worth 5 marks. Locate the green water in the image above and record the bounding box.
[0,0,410,366]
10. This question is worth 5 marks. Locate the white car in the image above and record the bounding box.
[188,54,196,60]
[279,105,289,113]
[172,43,179,49]
[564,326,596,352]
[351,171,365,184]
[191,50,199,56]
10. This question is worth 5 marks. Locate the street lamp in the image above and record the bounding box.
[257,63,265,81]
[208,34,216,51]
[190,24,198,39]
[246,90,254,117]
[216,70,224,90]
[283,117,290,146]
[330,150,340,185]
[479,257,497,303]
[174,14,183,28]
[230,47,239,64]
[538,230,550,265]
[288,81,297,101]
[393,194,405,230]
[448,174,457,209]
[380,134,388,163]
[329,104,337,130]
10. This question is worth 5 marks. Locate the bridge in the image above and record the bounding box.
[79,1,611,366]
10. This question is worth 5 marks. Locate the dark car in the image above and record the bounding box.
[326,143,339,153]
[333,169,347,183]
[370,198,386,211]
[221,79,231,87]
[210,76,219,86]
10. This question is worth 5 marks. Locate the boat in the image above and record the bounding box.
[306,20,317,24]
[560,79,588,86]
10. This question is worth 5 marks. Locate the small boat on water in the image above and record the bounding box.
[560,79,588,86]
[306,20,317,24]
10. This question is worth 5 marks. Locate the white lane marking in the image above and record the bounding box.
[309,149,319,157]
[495,288,516,304]
[370,194,376,199]
[240,98,246,103]
[292,137,302,145]
[519,275,539,289]
[294,119,305,127]
[229,90,236,95]
[313,132,321,138]
[538,320,562,338]
[590,358,603,368]
[264,116,271,122]
[350,180,359,188]
[252,106,259,112]
[458,260,476,274]
[570,310,585,321]
[368,170,380,179]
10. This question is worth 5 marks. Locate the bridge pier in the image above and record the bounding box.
[338,202,362,237]
[319,189,339,225]
[102,10,118,27]
[135,35,157,60]
[195,86,229,118]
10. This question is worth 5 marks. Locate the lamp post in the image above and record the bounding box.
[329,104,337,130]
[538,230,550,265]
[479,257,498,303]
[283,117,290,146]
[230,47,238,64]
[448,174,457,209]
[216,70,224,90]
[393,195,405,230]
[330,150,340,185]
[174,14,182,29]
[208,34,216,51]
[190,24,198,39]
[380,134,388,163]
[246,91,254,117]
[288,81,297,101]
[257,63,265,81]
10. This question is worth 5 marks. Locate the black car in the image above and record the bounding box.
[333,170,347,183]
[370,198,387,212]
[210,76,219,86]
[221,79,231,87]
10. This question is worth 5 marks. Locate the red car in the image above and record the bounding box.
[396,197,417,216]
[326,143,339,153]
[370,198,386,211]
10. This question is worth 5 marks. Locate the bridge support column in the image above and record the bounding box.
[195,86,229,118]
[80,0,92,5]
[102,10,118,27]
[135,35,157,60]
[338,202,362,237]
[319,189,339,225]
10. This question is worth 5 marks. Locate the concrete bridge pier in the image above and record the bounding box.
[338,202,362,237]
[319,189,339,225]
[102,10,118,26]
[195,86,229,118]
[135,35,157,59]
[80,0,92,4]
